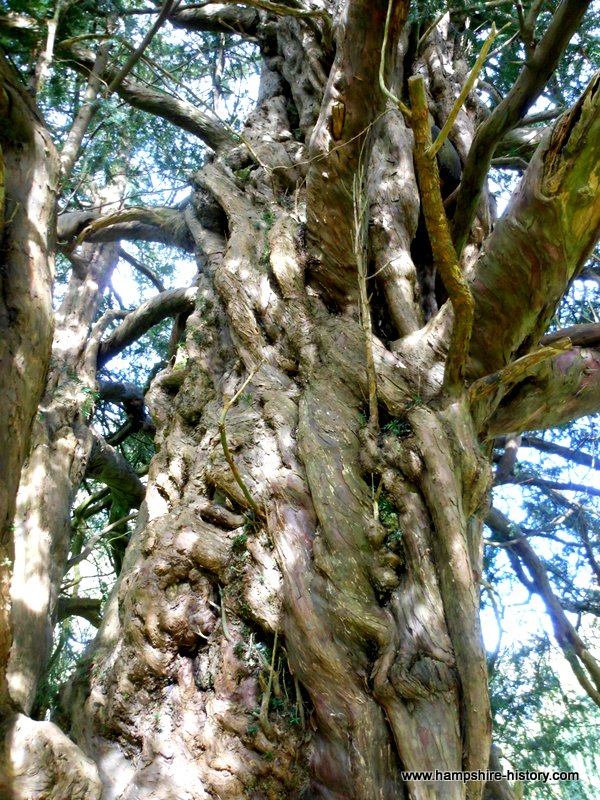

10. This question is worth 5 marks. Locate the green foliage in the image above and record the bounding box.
[232,532,248,553]
[490,638,600,799]
[378,494,404,552]
[383,417,412,438]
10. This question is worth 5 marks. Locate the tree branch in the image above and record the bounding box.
[56,596,102,627]
[0,12,40,31]
[543,322,600,348]
[60,42,111,181]
[98,379,154,438]
[59,206,194,251]
[305,0,410,305]
[468,70,600,379]
[106,0,177,95]
[60,42,236,153]
[483,346,600,438]
[169,3,259,36]
[409,75,474,393]
[119,247,166,292]
[501,435,600,472]
[452,0,592,256]
[486,507,600,707]
[85,433,146,508]
[66,514,137,571]
[97,286,197,367]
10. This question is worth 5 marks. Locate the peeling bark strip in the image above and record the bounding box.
[0,51,57,713]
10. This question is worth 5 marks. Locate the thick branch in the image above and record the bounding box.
[85,433,146,508]
[543,322,600,348]
[169,3,259,36]
[453,0,592,256]
[58,206,194,251]
[0,12,40,31]
[97,286,197,367]
[305,0,409,305]
[468,71,600,378]
[56,596,102,627]
[483,347,600,438]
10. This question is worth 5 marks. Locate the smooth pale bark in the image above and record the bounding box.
[0,51,57,714]
[8,241,120,715]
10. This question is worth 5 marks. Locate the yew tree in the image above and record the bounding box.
[0,0,599,798]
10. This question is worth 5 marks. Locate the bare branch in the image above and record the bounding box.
[512,475,600,498]
[119,247,166,292]
[66,514,137,571]
[98,379,154,438]
[60,42,236,153]
[97,286,197,367]
[453,0,592,256]
[503,435,600,472]
[486,507,600,707]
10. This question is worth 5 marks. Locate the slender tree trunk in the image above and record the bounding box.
[8,240,120,715]
[0,51,57,716]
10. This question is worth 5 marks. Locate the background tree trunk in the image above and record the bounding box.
[0,51,57,717]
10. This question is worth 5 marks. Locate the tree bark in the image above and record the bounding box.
[0,50,57,716]
[8,240,120,716]
[2,3,599,800]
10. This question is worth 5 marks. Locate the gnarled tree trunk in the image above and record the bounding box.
[1,1,599,799]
